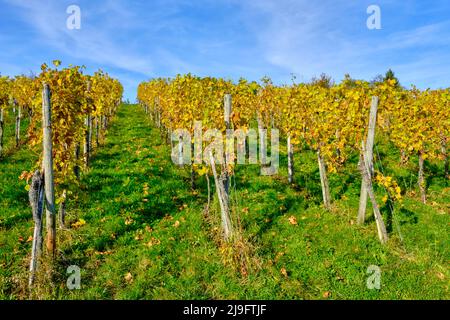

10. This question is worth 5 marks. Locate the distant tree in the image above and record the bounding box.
[370,69,401,88]
[384,69,398,83]
[370,74,385,87]
[311,73,334,88]
[341,73,360,88]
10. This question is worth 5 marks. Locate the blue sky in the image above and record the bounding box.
[1,0,450,101]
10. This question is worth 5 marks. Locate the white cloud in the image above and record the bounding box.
[5,0,154,76]
[238,0,450,87]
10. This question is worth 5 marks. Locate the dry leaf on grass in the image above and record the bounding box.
[288,216,298,225]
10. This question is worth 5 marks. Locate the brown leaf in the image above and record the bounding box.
[288,216,298,225]
[280,267,288,277]
[323,291,331,298]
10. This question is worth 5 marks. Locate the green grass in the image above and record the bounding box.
[0,104,448,300]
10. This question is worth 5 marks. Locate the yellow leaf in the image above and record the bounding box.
[71,218,86,229]
[124,272,133,283]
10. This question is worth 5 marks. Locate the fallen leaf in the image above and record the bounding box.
[323,291,331,298]
[72,218,86,229]
[436,272,445,280]
[146,237,160,247]
[280,267,288,277]
[288,216,298,225]
[124,272,133,283]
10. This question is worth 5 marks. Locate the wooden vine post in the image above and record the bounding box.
[359,143,388,244]
[42,83,56,257]
[317,149,331,210]
[287,135,294,184]
[83,79,92,168]
[208,94,234,241]
[74,143,81,180]
[0,107,4,157]
[28,170,44,287]
[102,115,107,130]
[15,103,21,147]
[95,117,100,147]
[358,96,378,224]
[59,189,67,229]
[223,94,232,196]
[418,151,426,204]
[84,114,92,168]
[210,151,233,241]
[442,137,449,179]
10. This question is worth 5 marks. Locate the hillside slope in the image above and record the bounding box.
[0,104,448,299]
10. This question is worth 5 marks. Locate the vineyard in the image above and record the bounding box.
[0,67,449,299]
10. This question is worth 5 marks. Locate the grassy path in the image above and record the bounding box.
[1,104,448,299]
[57,104,225,299]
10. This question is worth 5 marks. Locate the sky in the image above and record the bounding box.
[1,0,450,101]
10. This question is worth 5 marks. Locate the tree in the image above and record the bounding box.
[311,73,334,88]
[384,69,400,87]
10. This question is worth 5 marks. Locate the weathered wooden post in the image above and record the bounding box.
[317,149,331,210]
[223,94,232,197]
[95,117,100,147]
[84,114,92,168]
[443,137,449,179]
[418,151,426,204]
[358,96,378,224]
[42,83,56,257]
[15,104,21,147]
[74,143,80,180]
[287,135,294,184]
[28,170,44,287]
[101,115,106,130]
[59,189,67,229]
[359,143,388,244]
[209,151,233,241]
[0,107,4,157]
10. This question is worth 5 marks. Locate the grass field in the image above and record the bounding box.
[0,104,448,300]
